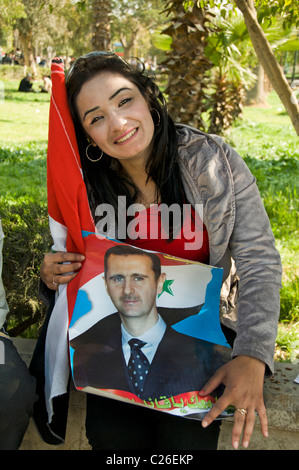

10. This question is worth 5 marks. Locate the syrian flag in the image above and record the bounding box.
[66,233,232,419]
[44,59,95,422]
[47,58,95,253]
[68,233,229,348]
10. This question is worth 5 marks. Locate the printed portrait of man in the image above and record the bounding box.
[70,244,230,402]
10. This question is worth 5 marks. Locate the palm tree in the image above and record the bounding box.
[161,0,214,131]
[91,0,111,51]
[204,10,256,133]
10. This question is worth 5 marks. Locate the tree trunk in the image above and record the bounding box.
[19,30,37,78]
[120,29,138,60]
[256,64,267,105]
[234,0,299,135]
[92,0,111,51]
[161,0,214,130]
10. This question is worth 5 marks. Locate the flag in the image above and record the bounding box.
[67,233,232,420]
[47,59,95,253]
[44,59,95,422]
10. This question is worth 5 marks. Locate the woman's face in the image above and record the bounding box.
[76,71,155,167]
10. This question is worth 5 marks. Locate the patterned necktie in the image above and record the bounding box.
[128,338,150,397]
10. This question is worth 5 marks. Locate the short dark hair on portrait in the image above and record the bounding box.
[104,244,161,281]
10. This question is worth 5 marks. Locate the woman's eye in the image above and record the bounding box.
[119,97,132,107]
[91,116,103,125]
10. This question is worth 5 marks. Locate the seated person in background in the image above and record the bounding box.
[39,75,52,94]
[18,75,34,92]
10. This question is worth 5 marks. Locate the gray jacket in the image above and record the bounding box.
[176,125,282,374]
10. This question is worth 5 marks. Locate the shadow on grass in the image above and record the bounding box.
[2,85,50,104]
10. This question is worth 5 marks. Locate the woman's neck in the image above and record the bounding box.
[119,161,159,208]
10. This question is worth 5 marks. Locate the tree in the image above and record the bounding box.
[110,0,167,60]
[0,0,25,43]
[57,2,93,58]
[13,0,61,76]
[204,10,256,132]
[234,0,299,135]
[161,0,214,130]
[91,0,111,51]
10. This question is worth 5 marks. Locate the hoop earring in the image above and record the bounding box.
[152,109,161,127]
[85,143,103,162]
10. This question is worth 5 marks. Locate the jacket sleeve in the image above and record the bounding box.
[219,138,282,374]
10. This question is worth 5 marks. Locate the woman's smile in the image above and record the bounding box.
[114,127,139,145]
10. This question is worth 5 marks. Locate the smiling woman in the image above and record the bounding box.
[35,52,282,451]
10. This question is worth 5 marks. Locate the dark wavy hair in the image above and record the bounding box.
[65,52,185,237]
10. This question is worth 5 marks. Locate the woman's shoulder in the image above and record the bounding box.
[175,124,229,162]
[175,123,233,173]
[175,123,223,145]
[175,123,249,181]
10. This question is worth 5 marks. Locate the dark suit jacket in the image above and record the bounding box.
[70,311,231,401]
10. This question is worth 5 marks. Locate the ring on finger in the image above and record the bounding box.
[52,277,58,287]
[236,408,247,416]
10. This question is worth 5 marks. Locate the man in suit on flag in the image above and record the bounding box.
[70,245,230,401]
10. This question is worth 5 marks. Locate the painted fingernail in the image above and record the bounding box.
[233,441,239,449]
[243,440,249,448]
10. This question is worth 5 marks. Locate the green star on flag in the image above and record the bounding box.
[158,279,174,298]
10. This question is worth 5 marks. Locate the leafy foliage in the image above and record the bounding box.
[161,0,215,130]
[207,74,246,134]
[0,199,52,337]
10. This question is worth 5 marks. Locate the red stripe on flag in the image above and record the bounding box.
[48,60,95,255]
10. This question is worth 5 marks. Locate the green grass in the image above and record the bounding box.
[227,92,299,363]
[0,80,50,142]
[0,80,49,202]
[228,93,299,277]
[0,78,298,360]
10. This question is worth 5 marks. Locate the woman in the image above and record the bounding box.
[39,52,282,450]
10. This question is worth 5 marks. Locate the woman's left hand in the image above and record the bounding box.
[200,355,268,449]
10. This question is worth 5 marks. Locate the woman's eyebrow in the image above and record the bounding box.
[109,87,131,100]
[83,106,100,122]
[83,88,132,121]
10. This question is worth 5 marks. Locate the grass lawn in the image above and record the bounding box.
[0,80,49,202]
[0,80,50,143]
[228,93,299,362]
[0,77,298,361]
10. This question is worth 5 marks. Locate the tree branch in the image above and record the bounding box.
[234,0,299,135]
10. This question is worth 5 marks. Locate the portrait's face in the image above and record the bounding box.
[105,254,165,330]
[76,71,155,167]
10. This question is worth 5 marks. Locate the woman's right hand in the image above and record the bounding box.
[40,252,85,290]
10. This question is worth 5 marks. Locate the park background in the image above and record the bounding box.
[0,0,298,364]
